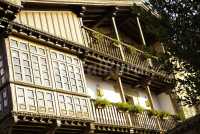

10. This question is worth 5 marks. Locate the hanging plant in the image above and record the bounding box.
[94,98,111,109]
[130,105,144,114]
[114,102,132,112]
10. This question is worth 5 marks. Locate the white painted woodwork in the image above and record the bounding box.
[15,11,84,45]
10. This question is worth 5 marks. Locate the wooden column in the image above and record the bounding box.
[111,15,125,61]
[145,84,163,133]
[136,16,146,47]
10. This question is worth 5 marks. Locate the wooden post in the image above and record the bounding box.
[111,16,125,61]
[136,16,146,47]
[146,84,163,133]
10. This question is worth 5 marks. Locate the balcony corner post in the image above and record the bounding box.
[136,16,146,47]
[111,15,125,61]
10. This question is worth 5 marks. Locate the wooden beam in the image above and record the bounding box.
[92,13,111,28]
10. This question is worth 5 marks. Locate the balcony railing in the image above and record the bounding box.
[90,100,177,131]
[82,26,168,77]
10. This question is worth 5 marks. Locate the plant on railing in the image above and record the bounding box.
[114,102,132,112]
[126,45,137,55]
[130,105,144,114]
[146,109,159,117]
[157,111,171,120]
[95,98,111,109]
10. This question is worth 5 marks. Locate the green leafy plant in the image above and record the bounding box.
[130,105,144,114]
[114,102,132,112]
[146,109,159,117]
[174,112,185,122]
[95,98,111,109]
[157,111,171,120]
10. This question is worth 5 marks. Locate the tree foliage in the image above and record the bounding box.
[145,0,200,106]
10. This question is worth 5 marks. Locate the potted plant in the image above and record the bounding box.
[94,98,111,109]
[130,105,144,114]
[114,102,132,112]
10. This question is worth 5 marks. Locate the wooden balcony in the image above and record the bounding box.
[82,26,169,77]
[90,100,177,131]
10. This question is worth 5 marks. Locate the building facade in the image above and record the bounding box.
[0,0,178,134]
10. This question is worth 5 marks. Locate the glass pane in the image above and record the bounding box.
[44,79,50,86]
[27,90,34,98]
[38,100,45,107]
[32,63,39,69]
[58,54,65,60]
[25,75,32,82]
[55,75,61,81]
[42,72,49,79]
[65,96,72,103]
[35,77,42,84]
[60,103,66,110]
[40,58,47,64]
[19,42,28,50]
[23,60,30,67]
[58,95,64,102]
[68,66,73,72]
[46,101,53,107]
[46,93,53,101]
[13,58,20,65]
[67,104,73,110]
[56,82,62,88]
[76,74,81,79]
[41,65,47,71]
[10,40,18,48]
[36,91,44,99]
[38,48,45,55]
[32,56,38,62]
[73,58,79,65]
[71,79,76,85]
[22,53,29,60]
[15,73,22,80]
[24,68,31,75]
[66,56,72,63]
[34,70,40,77]
[74,67,80,73]
[12,50,19,57]
[17,88,24,96]
[69,72,75,78]
[14,65,21,73]
[82,106,88,112]
[30,45,37,53]
[76,105,81,111]
[28,99,35,106]
[74,98,80,104]
[51,52,57,59]
[18,96,25,104]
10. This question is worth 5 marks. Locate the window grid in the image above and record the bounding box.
[16,87,26,110]
[30,45,51,87]
[10,40,33,83]
[58,94,74,115]
[50,51,86,94]
[10,39,86,94]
